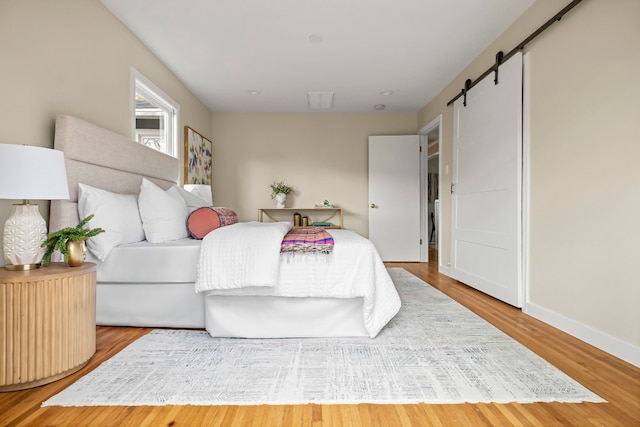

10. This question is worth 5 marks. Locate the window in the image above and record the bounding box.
[131,68,180,157]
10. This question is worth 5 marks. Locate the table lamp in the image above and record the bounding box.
[183,184,213,205]
[0,144,70,270]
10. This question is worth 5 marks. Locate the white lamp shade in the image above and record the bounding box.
[0,144,70,201]
[183,184,213,205]
[1,144,69,269]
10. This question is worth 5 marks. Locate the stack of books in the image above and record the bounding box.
[312,222,333,227]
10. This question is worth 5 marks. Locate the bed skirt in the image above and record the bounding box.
[96,283,205,329]
[204,295,368,338]
[96,283,368,338]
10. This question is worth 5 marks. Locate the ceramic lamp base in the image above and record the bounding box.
[3,203,47,270]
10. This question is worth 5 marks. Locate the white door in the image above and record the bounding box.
[368,135,421,261]
[451,52,523,307]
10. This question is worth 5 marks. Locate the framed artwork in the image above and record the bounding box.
[184,126,212,185]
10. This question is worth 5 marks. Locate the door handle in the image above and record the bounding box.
[370,203,377,208]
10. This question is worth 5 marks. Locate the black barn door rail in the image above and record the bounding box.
[447,0,584,107]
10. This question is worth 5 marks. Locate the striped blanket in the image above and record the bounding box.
[281,228,334,255]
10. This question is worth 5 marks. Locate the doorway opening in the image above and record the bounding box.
[427,150,439,266]
[419,115,441,265]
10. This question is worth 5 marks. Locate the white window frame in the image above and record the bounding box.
[130,67,180,157]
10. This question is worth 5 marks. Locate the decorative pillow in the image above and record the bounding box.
[138,178,189,243]
[77,183,145,261]
[174,185,211,213]
[182,184,213,205]
[187,207,238,239]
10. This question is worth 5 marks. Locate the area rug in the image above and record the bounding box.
[43,268,604,407]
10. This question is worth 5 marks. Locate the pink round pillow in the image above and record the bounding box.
[187,207,238,239]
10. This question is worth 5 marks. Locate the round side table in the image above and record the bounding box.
[0,262,96,392]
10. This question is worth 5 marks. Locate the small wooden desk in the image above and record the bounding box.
[0,262,97,391]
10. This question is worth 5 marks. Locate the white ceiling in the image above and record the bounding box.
[101,0,534,113]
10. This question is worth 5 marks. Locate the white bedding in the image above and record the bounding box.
[88,238,205,328]
[196,227,401,338]
[195,221,291,291]
[93,238,201,283]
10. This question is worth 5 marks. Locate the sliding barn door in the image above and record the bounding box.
[451,52,523,308]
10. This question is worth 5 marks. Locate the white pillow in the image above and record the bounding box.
[138,178,189,243]
[77,183,145,261]
[175,185,211,213]
[183,184,213,205]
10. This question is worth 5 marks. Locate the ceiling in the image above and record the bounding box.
[101,0,534,113]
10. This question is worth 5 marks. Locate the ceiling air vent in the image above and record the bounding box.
[307,92,334,110]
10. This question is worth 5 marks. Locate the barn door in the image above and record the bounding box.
[451,52,523,307]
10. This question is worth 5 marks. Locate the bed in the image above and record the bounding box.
[49,114,401,338]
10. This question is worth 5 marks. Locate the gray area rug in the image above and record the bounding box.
[43,268,604,406]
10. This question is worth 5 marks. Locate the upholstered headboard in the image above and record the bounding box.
[49,114,179,232]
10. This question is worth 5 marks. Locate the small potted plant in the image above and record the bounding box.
[41,214,105,267]
[269,180,293,208]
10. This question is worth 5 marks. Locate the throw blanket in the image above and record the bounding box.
[195,221,292,292]
[280,228,334,256]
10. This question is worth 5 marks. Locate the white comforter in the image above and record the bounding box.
[195,223,401,337]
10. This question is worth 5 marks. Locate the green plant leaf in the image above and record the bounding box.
[40,214,105,266]
[269,180,293,199]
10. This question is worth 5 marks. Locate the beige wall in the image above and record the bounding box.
[418,0,640,348]
[211,113,417,236]
[0,0,212,264]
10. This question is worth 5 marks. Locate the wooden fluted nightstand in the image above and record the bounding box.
[0,262,96,391]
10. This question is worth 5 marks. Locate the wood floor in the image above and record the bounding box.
[1,255,638,426]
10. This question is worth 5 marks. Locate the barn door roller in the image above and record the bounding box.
[462,79,472,107]
[494,51,504,85]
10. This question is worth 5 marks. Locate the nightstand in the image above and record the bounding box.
[0,262,97,391]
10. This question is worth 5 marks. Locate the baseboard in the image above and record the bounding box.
[525,301,640,368]
[438,264,451,277]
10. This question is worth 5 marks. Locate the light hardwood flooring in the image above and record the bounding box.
[1,255,638,426]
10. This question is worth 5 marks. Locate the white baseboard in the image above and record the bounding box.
[433,263,638,367]
[525,302,640,368]
[438,264,451,277]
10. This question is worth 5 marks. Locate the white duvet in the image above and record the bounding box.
[195,223,401,337]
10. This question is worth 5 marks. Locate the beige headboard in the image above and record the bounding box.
[49,114,179,232]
